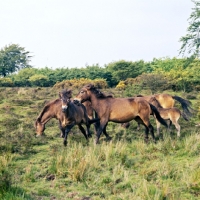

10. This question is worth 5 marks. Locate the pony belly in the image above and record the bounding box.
[109,111,136,123]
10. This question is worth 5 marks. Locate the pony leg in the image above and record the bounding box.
[78,124,88,140]
[95,121,107,144]
[63,124,74,146]
[58,121,65,138]
[103,124,112,141]
[148,124,156,143]
[173,122,181,137]
[94,120,111,139]
[155,120,161,138]
[136,116,155,143]
[167,120,172,133]
[144,125,149,143]
[137,122,141,131]
[85,124,92,138]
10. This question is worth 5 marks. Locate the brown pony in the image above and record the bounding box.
[34,92,97,146]
[122,93,193,129]
[74,84,168,144]
[137,94,193,117]
[149,97,189,137]
[59,89,100,146]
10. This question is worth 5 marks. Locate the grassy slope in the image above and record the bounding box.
[0,87,200,200]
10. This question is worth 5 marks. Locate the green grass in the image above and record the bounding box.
[0,87,200,199]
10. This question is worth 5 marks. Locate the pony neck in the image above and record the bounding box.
[38,111,53,124]
[89,92,102,113]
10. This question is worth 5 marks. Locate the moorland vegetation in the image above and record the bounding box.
[0,82,200,199]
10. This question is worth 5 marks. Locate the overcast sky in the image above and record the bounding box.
[0,0,193,69]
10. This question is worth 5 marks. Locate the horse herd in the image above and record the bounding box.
[34,84,193,146]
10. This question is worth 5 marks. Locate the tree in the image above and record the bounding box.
[29,74,49,87]
[179,1,200,57]
[0,44,32,77]
[106,60,150,85]
[11,68,36,86]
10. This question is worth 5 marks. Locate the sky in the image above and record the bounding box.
[0,0,193,69]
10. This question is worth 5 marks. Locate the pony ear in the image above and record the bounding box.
[87,84,94,89]
[59,92,62,98]
[67,89,72,94]
[67,90,72,97]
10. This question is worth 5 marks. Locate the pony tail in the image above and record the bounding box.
[149,103,168,127]
[181,112,189,121]
[172,96,194,118]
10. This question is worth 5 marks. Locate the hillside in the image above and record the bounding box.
[0,87,200,200]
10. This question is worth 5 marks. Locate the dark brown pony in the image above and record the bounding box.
[74,84,168,144]
[34,92,97,146]
[59,89,99,146]
[149,97,189,137]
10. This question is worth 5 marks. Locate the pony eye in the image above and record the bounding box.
[80,91,84,94]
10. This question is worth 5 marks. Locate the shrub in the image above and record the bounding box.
[116,81,126,90]
[29,74,49,87]
[0,78,13,87]
[53,78,108,90]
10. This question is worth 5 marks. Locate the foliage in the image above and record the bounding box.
[117,73,170,95]
[0,44,32,77]
[179,0,200,57]
[116,81,126,90]
[29,74,49,87]
[0,77,13,87]
[136,73,170,93]
[10,67,37,87]
[53,78,108,90]
[1,56,200,92]
[153,59,200,92]
[151,57,188,71]
[106,60,151,85]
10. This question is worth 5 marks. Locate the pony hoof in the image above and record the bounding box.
[144,138,149,144]
[95,140,100,145]
[63,141,67,146]
[106,136,112,141]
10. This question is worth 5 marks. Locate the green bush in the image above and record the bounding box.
[0,78,13,87]
[53,78,108,90]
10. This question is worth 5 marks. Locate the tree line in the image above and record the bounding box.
[0,55,200,93]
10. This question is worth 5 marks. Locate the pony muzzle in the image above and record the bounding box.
[62,105,68,112]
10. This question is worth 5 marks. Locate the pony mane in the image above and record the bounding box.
[137,94,144,97]
[84,84,113,99]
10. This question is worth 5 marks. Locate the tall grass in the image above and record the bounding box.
[42,134,200,199]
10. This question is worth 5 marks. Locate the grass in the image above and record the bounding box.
[0,87,200,199]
